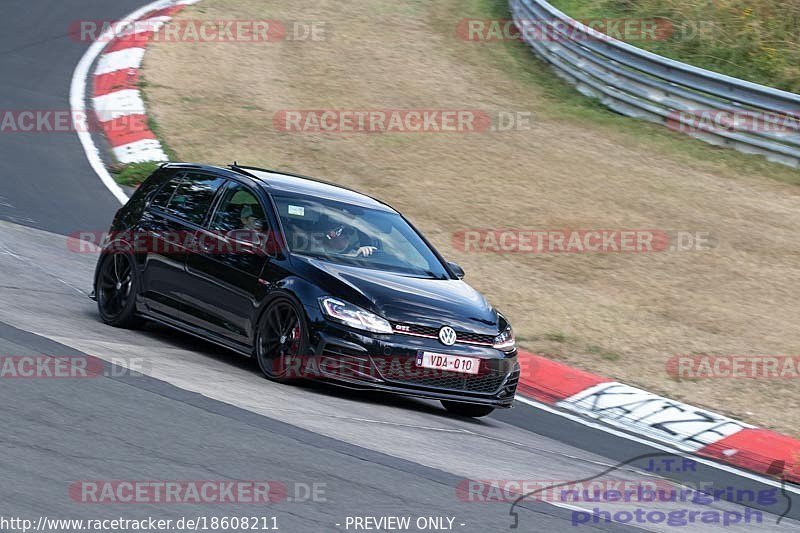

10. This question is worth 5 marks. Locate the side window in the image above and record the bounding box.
[150,174,183,210]
[210,183,269,235]
[167,173,226,225]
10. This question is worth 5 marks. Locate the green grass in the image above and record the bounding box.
[109,161,162,187]
[549,0,800,93]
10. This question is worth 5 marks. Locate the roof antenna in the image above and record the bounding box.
[228,163,259,180]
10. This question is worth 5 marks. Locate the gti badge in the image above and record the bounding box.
[438,326,457,346]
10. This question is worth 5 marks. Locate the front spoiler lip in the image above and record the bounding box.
[312,374,516,407]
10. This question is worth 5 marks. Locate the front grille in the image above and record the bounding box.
[395,323,437,337]
[456,331,496,345]
[392,323,495,346]
[373,357,511,395]
[317,340,516,396]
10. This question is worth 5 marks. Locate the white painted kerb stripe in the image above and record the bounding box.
[556,381,750,452]
[93,89,146,123]
[95,48,147,76]
[113,139,169,164]
[115,17,171,38]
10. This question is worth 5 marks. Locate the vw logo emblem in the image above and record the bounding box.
[438,326,457,346]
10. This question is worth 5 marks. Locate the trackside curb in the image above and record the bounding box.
[89,0,201,165]
[516,349,800,483]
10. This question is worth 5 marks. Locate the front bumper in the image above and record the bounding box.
[304,321,519,407]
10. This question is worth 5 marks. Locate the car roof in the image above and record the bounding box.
[164,162,396,212]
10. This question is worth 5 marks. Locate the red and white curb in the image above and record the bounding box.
[90,0,200,165]
[516,350,800,484]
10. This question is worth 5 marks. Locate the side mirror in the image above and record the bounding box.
[447,261,465,279]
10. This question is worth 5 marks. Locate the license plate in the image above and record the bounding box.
[416,352,480,375]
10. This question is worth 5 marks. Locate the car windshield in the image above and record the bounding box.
[272,193,449,279]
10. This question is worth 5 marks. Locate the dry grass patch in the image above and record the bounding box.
[143,0,800,435]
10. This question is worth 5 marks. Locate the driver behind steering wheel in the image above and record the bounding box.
[323,220,377,257]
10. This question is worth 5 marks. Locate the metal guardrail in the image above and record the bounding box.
[510,0,800,168]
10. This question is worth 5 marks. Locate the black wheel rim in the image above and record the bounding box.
[98,253,133,318]
[257,301,302,376]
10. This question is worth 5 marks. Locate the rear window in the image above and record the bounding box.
[151,174,182,209]
[151,172,226,225]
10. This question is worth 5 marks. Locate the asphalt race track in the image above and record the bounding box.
[0,2,798,532]
[0,0,127,234]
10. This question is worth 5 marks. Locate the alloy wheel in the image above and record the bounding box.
[257,299,304,380]
[97,253,133,319]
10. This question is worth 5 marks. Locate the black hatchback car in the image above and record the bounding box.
[93,163,519,417]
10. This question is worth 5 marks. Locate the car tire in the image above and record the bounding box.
[95,251,144,329]
[441,400,495,418]
[255,296,309,382]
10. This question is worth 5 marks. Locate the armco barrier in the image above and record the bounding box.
[509,0,800,167]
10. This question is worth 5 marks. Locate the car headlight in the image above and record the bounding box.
[319,297,393,334]
[493,324,515,351]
